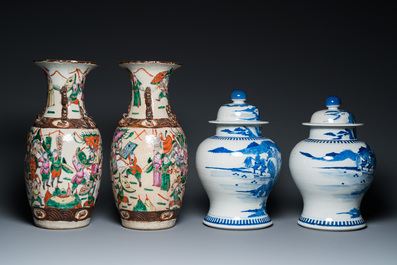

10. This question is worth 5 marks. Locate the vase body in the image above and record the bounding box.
[110,61,188,230]
[196,91,281,229]
[289,96,375,231]
[24,60,103,229]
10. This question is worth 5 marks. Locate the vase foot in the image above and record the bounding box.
[121,219,177,230]
[297,216,367,231]
[203,215,272,230]
[33,218,91,229]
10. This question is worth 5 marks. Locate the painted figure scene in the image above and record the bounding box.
[24,128,102,220]
[111,127,188,213]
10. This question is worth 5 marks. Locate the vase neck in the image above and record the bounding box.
[215,125,262,137]
[35,61,96,121]
[308,127,357,140]
[120,63,180,121]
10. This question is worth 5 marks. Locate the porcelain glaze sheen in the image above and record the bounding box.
[289,96,375,231]
[24,60,103,229]
[196,91,281,230]
[110,61,187,230]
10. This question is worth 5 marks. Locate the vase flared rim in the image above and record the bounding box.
[118,60,182,66]
[33,59,99,66]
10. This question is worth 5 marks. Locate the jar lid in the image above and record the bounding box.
[302,96,363,127]
[209,90,269,125]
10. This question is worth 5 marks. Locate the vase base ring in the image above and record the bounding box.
[33,218,91,229]
[297,216,367,231]
[121,219,176,230]
[203,215,272,230]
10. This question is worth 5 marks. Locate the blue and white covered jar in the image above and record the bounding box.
[196,90,281,229]
[289,96,376,231]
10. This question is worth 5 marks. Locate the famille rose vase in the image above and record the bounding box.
[24,60,103,229]
[196,91,281,230]
[110,61,188,230]
[289,96,375,231]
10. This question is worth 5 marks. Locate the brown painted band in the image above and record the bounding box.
[119,209,180,222]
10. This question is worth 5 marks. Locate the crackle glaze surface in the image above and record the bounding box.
[110,61,187,230]
[25,60,103,229]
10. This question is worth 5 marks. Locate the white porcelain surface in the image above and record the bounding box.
[196,91,281,229]
[289,96,375,231]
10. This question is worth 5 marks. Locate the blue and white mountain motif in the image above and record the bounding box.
[299,144,375,172]
[325,110,355,123]
[206,140,281,217]
[323,129,355,140]
[223,104,260,121]
[221,126,261,137]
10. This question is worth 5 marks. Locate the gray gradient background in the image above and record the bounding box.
[1,1,396,264]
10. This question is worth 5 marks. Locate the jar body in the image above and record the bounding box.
[289,133,375,230]
[196,126,281,229]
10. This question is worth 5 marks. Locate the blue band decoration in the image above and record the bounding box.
[210,136,264,141]
[298,216,365,227]
[304,139,360,144]
[204,215,271,226]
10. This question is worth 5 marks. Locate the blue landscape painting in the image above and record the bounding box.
[299,144,375,172]
[206,140,281,218]
[220,126,261,137]
[300,144,375,201]
[323,129,356,140]
[325,110,355,123]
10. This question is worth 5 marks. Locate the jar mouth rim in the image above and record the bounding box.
[118,60,182,66]
[302,122,363,127]
[209,120,269,125]
[33,59,99,66]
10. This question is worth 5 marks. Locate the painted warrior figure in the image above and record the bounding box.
[131,74,143,107]
[30,176,44,207]
[125,153,142,187]
[169,179,182,209]
[115,174,135,207]
[49,149,73,187]
[161,154,172,192]
[71,148,91,191]
[65,74,84,106]
[152,152,162,187]
[151,70,172,101]
[38,152,51,189]
[160,131,173,154]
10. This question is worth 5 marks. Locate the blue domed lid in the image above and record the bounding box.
[209,90,268,125]
[302,96,363,127]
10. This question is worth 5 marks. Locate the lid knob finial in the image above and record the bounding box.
[231,90,247,103]
[325,96,341,109]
